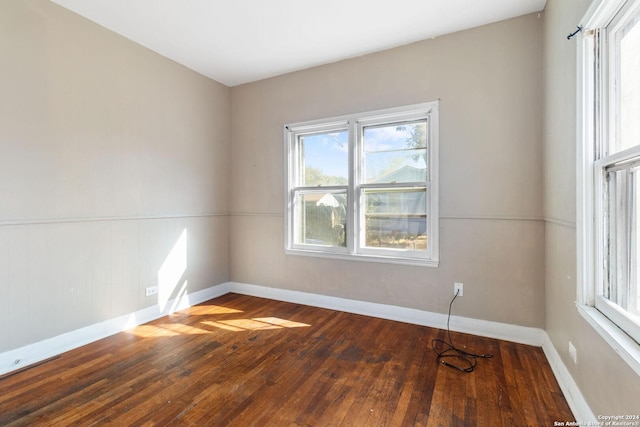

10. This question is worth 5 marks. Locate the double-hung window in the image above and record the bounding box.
[285,102,439,266]
[579,0,640,356]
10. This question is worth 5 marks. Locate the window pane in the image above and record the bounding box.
[618,16,640,153]
[362,188,427,250]
[364,121,427,184]
[295,192,347,247]
[299,131,348,186]
[604,161,640,317]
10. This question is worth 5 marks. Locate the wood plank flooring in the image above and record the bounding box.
[0,293,574,426]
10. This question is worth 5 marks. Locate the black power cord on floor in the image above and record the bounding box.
[431,290,493,372]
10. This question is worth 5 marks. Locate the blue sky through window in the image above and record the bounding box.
[300,122,426,183]
[301,130,348,180]
[364,122,427,182]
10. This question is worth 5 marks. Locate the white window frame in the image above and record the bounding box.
[285,102,439,267]
[577,0,640,375]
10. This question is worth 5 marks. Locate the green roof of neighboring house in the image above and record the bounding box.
[372,165,426,184]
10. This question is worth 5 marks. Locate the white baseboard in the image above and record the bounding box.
[542,335,596,422]
[228,282,546,346]
[0,280,593,423]
[0,283,231,376]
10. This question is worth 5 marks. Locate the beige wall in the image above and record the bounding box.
[0,0,230,353]
[543,0,640,415]
[230,13,545,327]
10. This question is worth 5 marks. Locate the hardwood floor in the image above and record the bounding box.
[0,293,574,426]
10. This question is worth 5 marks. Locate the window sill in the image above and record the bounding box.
[576,303,640,376]
[285,248,439,268]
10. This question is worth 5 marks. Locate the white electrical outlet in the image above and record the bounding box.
[569,341,577,364]
[145,286,158,297]
[454,282,463,296]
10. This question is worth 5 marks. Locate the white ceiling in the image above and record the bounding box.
[50,0,546,87]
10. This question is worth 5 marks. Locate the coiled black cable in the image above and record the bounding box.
[431,290,493,372]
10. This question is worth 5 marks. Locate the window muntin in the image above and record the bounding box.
[583,0,640,344]
[285,102,439,266]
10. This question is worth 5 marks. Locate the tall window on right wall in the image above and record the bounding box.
[579,0,640,354]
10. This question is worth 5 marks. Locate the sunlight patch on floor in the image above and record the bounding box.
[128,323,211,338]
[127,316,311,337]
[187,305,244,316]
[202,317,311,331]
